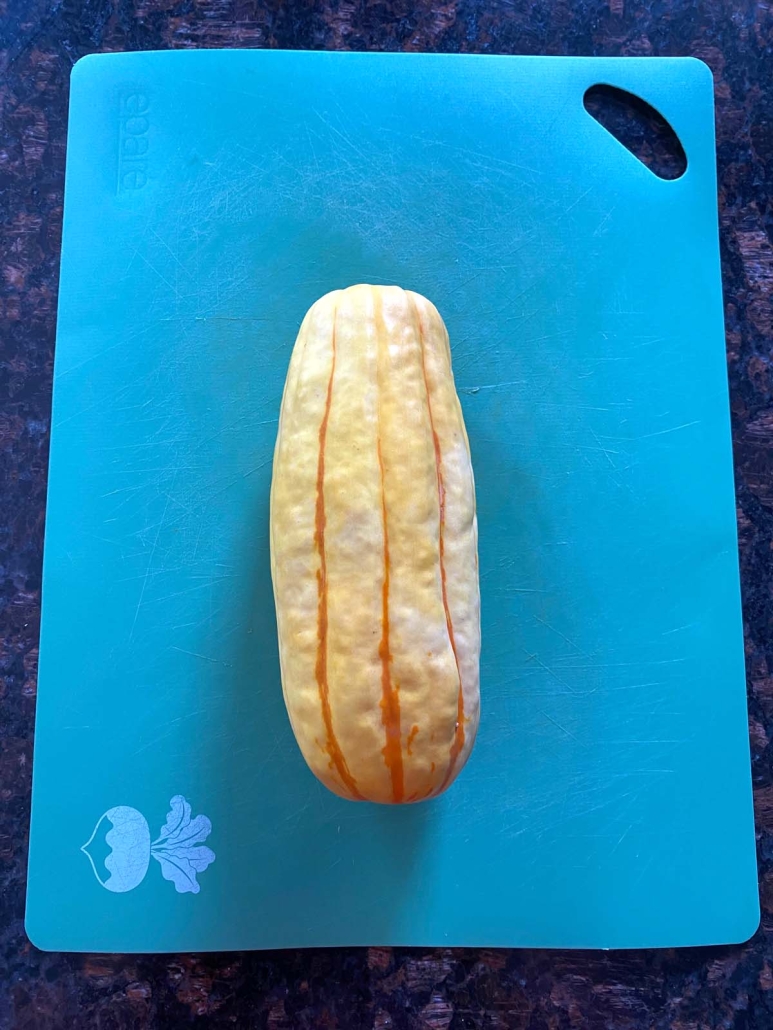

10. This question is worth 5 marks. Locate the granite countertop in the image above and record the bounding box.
[2,1,773,1027]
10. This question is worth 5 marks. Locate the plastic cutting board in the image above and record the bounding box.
[27,51,758,951]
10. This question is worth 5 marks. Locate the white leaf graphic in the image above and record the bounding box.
[155,795,192,842]
[150,796,216,894]
[160,814,212,850]
[151,845,216,894]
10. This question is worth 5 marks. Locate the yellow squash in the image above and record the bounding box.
[270,285,480,803]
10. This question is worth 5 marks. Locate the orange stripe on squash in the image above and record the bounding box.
[414,300,466,791]
[377,438,404,803]
[313,310,363,800]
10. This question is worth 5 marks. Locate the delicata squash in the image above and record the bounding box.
[270,285,480,803]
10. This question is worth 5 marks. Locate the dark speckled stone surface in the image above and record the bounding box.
[2,1,773,1027]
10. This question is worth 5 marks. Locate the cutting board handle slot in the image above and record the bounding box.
[583,83,687,181]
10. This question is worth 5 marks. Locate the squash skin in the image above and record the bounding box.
[270,285,480,803]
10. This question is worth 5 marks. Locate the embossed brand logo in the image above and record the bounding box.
[118,91,150,192]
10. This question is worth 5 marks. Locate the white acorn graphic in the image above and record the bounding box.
[81,795,215,894]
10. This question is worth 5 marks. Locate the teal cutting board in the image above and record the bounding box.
[27,50,758,952]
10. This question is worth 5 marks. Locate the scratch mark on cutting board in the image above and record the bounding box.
[150,228,190,275]
[129,484,174,642]
[642,420,701,439]
[523,650,580,694]
[170,646,230,666]
[459,378,527,394]
[532,614,591,658]
[136,251,182,299]
[56,340,126,379]
[539,709,584,745]
[242,456,274,479]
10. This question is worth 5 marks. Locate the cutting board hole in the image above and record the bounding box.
[583,84,687,181]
